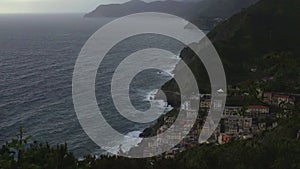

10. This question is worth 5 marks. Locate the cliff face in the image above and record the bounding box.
[162,0,300,106]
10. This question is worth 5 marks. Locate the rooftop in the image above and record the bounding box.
[248,105,269,109]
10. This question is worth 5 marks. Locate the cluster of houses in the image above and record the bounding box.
[204,91,298,145]
[141,91,298,158]
[262,92,295,106]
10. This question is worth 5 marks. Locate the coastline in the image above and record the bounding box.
[111,55,179,155]
[113,21,205,155]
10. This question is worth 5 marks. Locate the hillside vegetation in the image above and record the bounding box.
[162,0,300,107]
[1,112,299,169]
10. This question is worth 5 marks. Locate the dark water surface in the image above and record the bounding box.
[0,14,186,156]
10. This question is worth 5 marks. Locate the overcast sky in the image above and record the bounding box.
[0,0,160,14]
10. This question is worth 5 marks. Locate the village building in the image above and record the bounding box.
[221,116,253,136]
[181,100,192,111]
[164,116,176,126]
[273,94,295,106]
[186,111,197,119]
[223,106,243,116]
[213,99,224,111]
[243,117,253,128]
[165,126,184,144]
[263,92,273,104]
[246,105,269,117]
[262,92,295,106]
[200,99,211,110]
[218,134,231,145]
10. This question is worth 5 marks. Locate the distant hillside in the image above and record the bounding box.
[85,0,258,19]
[188,0,259,18]
[84,0,196,18]
[162,0,300,106]
[208,0,300,83]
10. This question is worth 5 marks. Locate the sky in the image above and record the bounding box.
[0,0,158,14]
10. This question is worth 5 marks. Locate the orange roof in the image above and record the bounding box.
[274,95,289,99]
[248,105,269,109]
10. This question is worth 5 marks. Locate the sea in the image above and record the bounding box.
[0,14,203,157]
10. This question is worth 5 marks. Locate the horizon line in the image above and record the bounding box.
[0,12,87,15]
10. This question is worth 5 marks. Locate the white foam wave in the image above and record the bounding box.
[99,54,179,156]
[103,130,143,155]
[157,54,180,77]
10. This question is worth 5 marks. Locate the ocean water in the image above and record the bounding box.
[0,14,201,156]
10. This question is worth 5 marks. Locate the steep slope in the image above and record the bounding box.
[162,0,300,106]
[188,0,259,18]
[207,0,300,84]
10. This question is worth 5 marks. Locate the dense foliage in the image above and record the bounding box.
[1,113,299,169]
[176,112,300,169]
